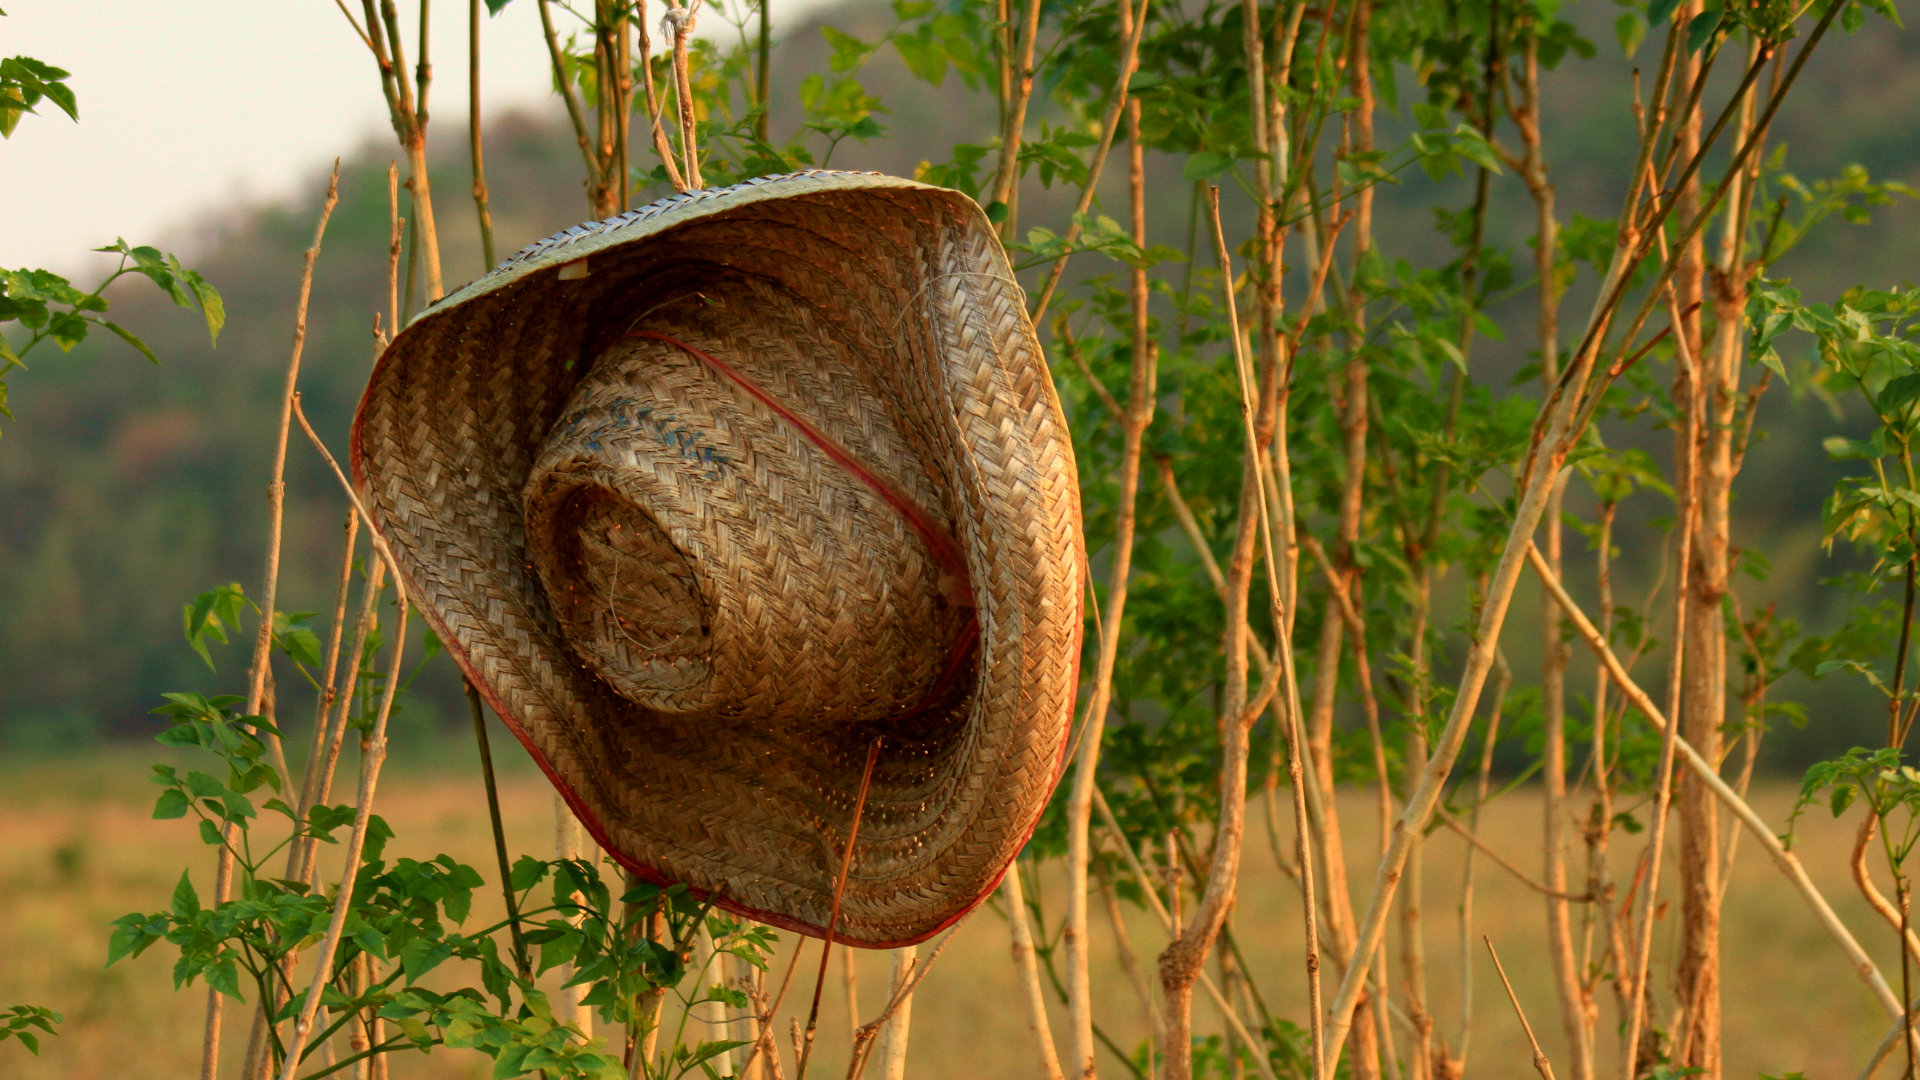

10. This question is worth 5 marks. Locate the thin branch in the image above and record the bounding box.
[332,0,378,53]
[469,0,497,269]
[203,162,341,1080]
[1486,938,1557,1080]
[275,585,409,1080]
[846,917,969,1080]
[1028,0,1150,324]
[987,0,1045,234]
[469,682,530,977]
[1003,866,1068,1080]
[667,2,704,189]
[1435,810,1588,902]
[796,739,882,1080]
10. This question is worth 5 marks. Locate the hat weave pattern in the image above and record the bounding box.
[351,171,1083,945]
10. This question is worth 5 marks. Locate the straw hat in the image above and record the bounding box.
[351,171,1084,946]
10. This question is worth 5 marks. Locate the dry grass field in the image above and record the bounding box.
[0,747,1901,1079]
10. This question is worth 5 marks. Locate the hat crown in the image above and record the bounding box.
[522,292,974,728]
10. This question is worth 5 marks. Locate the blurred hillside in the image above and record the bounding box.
[1,1,1915,763]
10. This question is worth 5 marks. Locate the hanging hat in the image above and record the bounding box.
[350,171,1084,946]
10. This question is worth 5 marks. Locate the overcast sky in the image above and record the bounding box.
[2,1,822,277]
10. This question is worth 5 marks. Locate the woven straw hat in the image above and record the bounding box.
[351,171,1084,946]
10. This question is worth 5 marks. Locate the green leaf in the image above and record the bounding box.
[1877,372,1920,416]
[153,789,191,820]
[510,855,550,892]
[47,310,87,351]
[273,611,322,668]
[1182,150,1235,182]
[483,0,514,11]
[98,319,159,364]
[1126,71,1166,94]
[1431,337,1468,375]
[1450,124,1504,174]
[1830,783,1857,817]
[893,30,948,86]
[1647,0,1685,26]
[400,937,455,981]
[1685,7,1724,53]
[820,26,876,73]
[106,915,154,966]
[170,870,200,920]
[185,271,224,344]
[1754,346,1788,383]
[686,1040,752,1067]
[1615,11,1646,55]
[494,1043,533,1078]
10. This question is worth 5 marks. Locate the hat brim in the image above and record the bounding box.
[350,172,1084,946]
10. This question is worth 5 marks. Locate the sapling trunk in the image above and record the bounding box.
[275,583,409,1080]
[1060,4,1155,1068]
[1157,187,1291,1080]
[1005,866,1068,1080]
[1028,0,1148,324]
[1669,16,1723,1076]
[1502,18,1595,1076]
[841,944,861,1047]
[986,0,1043,236]
[468,0,495,269]
[203,163,341,1080]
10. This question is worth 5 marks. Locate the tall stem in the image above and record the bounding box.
[468,0,496,269]
[987,0,1045,236]
[469,683,530,977]
[1062,1,1153,1071]
[1006,867,1069,1080]
[203,165,342,1080]
[755,0,771,140]
[276,588,410,1080]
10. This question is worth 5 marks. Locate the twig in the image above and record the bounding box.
[738,932,809,1079]
[869,944,916,1080]
[846,917,968,1079]
[1060,0,1156,1066]
[1092,788,1282,1080]
[796,739,882,1080]
[275,584,409,1080]
[537,0,601,181]
[1027,0,1150,324]
[1852,815,1920,968]
[666,1,703,189]
[302,556,387,883]
[1435,810,1587,902]
[986,0,1044,235]
[840,943,860,1047]
[288,509,359,876]
[201,162,340,1080]
[1619,279,1698,1076]
[754,0,770,140]
[469,682,531,977]
[1003,866,1068,1080]
[1485,937,1557,1080]
[468,0,496,269]
[1160,184,1309,1080]
[634,0,689,192]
